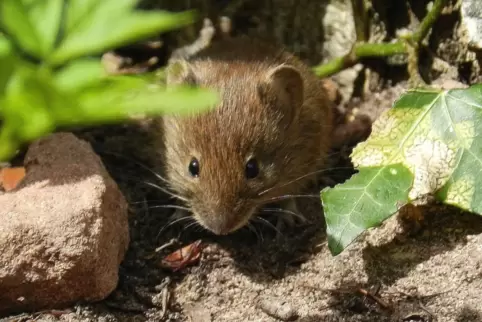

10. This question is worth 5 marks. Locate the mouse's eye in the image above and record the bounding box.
[245,158,259,179]
[188,157,200,177]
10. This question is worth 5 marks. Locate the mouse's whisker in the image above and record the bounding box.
[93,148,191,201]
[107,172,181,201]
[262,194,320,203]
[258,166,354,197]
[157,215,193,238]
[145,204,191,211]
[253,217,283,237]
[261,207,305,221]
[193,225,205,233]
[142,181,188,202]
[184,221,200,231]
[324,150,344,157]
[246,221,263,243]
[187,220,207,234]
[95,148,172,184]
[130,199,182,205]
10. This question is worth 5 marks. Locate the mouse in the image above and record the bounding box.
[159,23,334,236]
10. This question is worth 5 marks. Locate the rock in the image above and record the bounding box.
[461,0,482,50]
[0,132,129,315]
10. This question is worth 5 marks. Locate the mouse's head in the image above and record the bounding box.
[162,59,304,235]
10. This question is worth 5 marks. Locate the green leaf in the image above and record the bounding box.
[54,58,105,92]
[433,85,482,213]
[322,164,413,255]
[22,0,63,54]
[2,69,56,142]
[50,2,196,65]
[0,0,64,58]
[0,122,19,162]
[63,0,136,35]
[75,78,219,123]
[112,85,219,116]
[0,0,42,57]
[0,1,211,163]
[321,83,482,255]
[0,37,16,95]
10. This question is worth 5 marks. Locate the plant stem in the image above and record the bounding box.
[413,0,448,44]
[313,0,448,78]
[313,41,405,77]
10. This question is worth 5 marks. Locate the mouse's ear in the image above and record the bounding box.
[258,64,304,126]
[166,59,197,86]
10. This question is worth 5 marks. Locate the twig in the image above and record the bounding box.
[158,278,172,319]
[313,0,448,78]
[357,287,391,311]
[155,238,178,253]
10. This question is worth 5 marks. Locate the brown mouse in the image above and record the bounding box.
[160,36,334,236]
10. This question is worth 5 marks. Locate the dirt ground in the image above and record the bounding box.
[3,78,482,322]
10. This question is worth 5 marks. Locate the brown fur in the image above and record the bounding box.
[161,37,334,235]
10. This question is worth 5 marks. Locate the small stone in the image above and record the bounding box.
[0,132,129,315]
[257,295,298,321]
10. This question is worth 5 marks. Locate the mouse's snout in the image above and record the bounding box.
[192,204,256,235]
[202,214,240,235]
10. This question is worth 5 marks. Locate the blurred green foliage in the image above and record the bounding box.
[0,0,218,162]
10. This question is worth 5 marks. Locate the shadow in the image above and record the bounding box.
[370,0,411,39]
[362,205,482,287]
[297,314,391,322]
[455,306,482,322]
[128,178,331,282]
[310,278,457,322]
[139,0,327,66]
[419,5,461,84]
[315,280,393,321]
[71,122,179,317]
[197,194,328,281]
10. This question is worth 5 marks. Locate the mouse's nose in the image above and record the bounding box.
[199,212,243,235]
[193,201,255,235]
[208,216,239,235]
